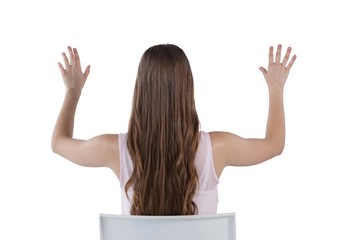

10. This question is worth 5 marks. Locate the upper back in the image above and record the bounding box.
[118,131,219,214]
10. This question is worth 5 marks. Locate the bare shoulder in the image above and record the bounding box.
[81,133,121,180]
[81,133,120,180]
[209,131,280,170]
[53,133,120,179]
[208,132,233,177]
[98,134,120,179]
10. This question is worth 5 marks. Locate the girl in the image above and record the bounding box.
[52,44,296,215]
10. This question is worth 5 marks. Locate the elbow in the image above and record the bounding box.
[51,136,60,154]
[265,134,285,157]
[266,139,285,157]
[275,147,284,156]
[274,143,285,156]
[51,139,57,154]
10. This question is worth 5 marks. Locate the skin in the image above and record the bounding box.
[51,45,296,180]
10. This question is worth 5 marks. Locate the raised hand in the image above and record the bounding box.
[259,44,296,89]
[58,46,90,95]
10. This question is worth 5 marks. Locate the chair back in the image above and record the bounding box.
[99,212,236,240]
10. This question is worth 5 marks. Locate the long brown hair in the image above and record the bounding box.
[126,44,200,215]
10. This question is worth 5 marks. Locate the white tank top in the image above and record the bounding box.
[118,131,219,215]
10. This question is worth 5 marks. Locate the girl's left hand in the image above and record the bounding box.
[58,46,90,95]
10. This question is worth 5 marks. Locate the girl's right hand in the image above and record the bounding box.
[259,44,296,90]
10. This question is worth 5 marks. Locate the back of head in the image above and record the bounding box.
[126,44,200,215]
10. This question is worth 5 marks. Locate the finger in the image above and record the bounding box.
[282,47,292,66]
[67,46,75,65]
[259,67,267,77]
[268,46,274,64]
[275,44,282,63]
[58,62,66,75]
[62,52,70,69]
[286,55,297,71]
[73,48,81,67]
[83,65,91,80]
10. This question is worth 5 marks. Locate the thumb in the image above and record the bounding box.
[83,65,91,80]
[259,67,267,77]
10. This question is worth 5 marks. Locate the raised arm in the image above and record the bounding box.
[210,44,296,177]
[51,46,119,178]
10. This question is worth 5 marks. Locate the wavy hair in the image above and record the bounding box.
[126,44,200,215]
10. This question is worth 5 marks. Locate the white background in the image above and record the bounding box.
[1,0,359,239]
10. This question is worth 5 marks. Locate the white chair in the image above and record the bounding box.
[99,212,236,240]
